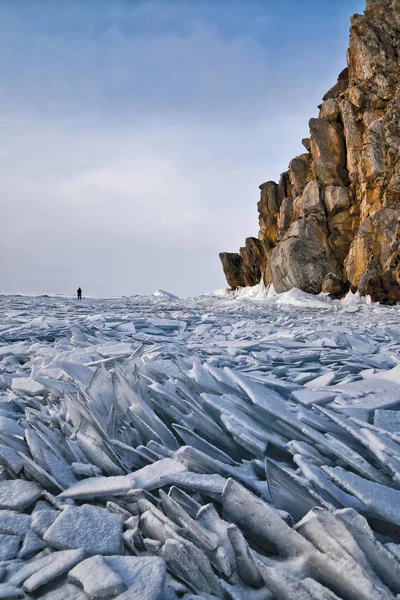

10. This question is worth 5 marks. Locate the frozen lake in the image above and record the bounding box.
[0,290,400,599]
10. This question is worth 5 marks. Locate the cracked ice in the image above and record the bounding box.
[0,288,399,599]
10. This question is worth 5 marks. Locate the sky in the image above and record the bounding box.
[0,0,365,298]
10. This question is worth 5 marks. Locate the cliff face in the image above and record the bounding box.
[220,0,400,303]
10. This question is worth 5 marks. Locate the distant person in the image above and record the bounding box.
[77,287,82,300]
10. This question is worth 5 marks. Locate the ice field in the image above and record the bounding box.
[0,287,400,599]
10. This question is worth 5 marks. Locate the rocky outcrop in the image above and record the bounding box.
[220,237,266,288]
[220,0,400,304]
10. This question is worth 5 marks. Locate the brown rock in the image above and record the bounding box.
[278,171,292,202]
[291,196,304,222]
[277,197,293,238]
[329,208,358,240]
[268,219,342,294]
[321,272,348,298]
[309,118,349,186]
[301,181,324,218]
[371,208,400,266]
[322,67,349,101]
[319,99,340,122]
[288,154,314,197]
[361,118,386,179]
[257,180,284,248]
[365,271,400,304]
[324,186,351,216]
[259,181,280,214]
[348,7,396,101]
[280,219,304,241]
[220,0,400,304]
[366,0,391,8]
[220,237,268,289]
[219,253,245,289]
[329,208,359,261]
[339,98,364,180]
[259,214,278,245]
[240,237,264,286]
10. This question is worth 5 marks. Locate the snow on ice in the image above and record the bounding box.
[0,286,399,599]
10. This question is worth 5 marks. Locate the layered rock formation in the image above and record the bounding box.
[220,0,400,303]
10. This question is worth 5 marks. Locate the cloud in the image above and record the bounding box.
[0,0,365,296]
[0,108,311,296]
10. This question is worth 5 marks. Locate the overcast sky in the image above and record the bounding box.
[0,0,365,297]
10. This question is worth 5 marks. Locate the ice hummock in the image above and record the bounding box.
[153,289,179,300]
[0,292,399,599]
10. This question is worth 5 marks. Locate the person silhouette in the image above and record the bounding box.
[77,287,82,300]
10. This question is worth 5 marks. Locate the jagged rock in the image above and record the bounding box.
[322,67,349,101]
[365,269,400,304]
[324,186,351,216]
[345,207,400,298]
[288,154,314,197]
[268,219,342,294]
[258,215,277,241]
[366,0,392,8]
[258,182,280,247]
[219,253,245,289]
[309,119,349,186]
[277,198,293,238]
[329,207,359,261]
[321,272,348,298]
[278,171,292,202]
[338,98,363,179]
[220,241,264,289]
[319,99,340,122]
[239,238,264,286]
[259,181,280,214]
[291,196,304,223]
[220,0,400,304]
[301,181,324,218]
[361,118,386,179]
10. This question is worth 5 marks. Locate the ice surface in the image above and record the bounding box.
[39,583,88,600]
[169,472,227,495]
[0,512,31,536]
[0,419,25,441]
[0,481,41,511]
[1,292,400,599]
[304,370,336,388]
[59,473,137,499]
[31,504,59,537]
[43,504,123,554]
[272,287,332,308]
[291,389,337,406]
[105,556,167,600]
[0,446,23,475]
[8,551,58,587]
[18,528,47,559]
[154,289,179,299]
[323,466,400,526]
[328,378,400,413]
[22,548,85,593]
[336,508,400,593]
[226,524,263,587]
[0,585,24,600]
[68,554,127,598]
[129,458,188,491]
[374,409,400,433]
[11,377,45,396]
[0,535,20,561]
[222,478,312,557]
[160,538,220,596]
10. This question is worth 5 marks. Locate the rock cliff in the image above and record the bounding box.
[220,0,400,303]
